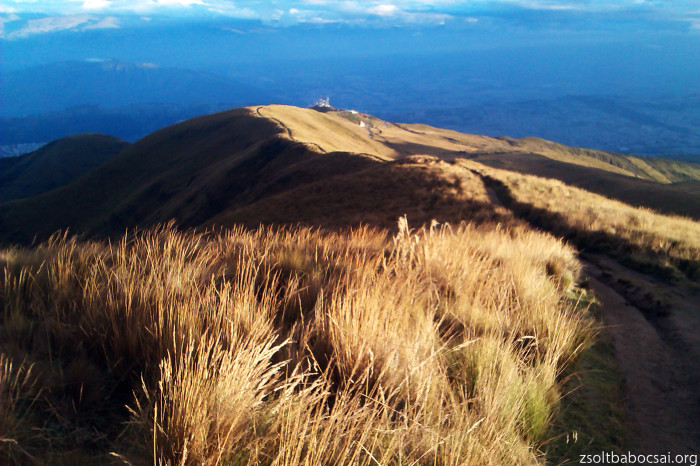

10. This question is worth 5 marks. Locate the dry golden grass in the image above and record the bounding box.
[3,104,699,246]
[256,105,397,158]
[462,160,700,281]
[256,105,503,160]
[210,155,505,232]
[0,220,592,464]
[256,105,700,184]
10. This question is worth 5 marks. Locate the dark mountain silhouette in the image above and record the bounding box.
[0,133,128,203]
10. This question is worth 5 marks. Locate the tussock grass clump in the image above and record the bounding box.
[0,220,591,464]
[0,355,40,463]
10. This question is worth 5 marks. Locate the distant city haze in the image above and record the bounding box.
[1,1,699,160]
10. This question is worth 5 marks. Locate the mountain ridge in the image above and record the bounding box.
[1,104,699,244]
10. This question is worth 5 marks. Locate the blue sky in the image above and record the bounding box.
[2,0,700,39]
[1,0,699,151]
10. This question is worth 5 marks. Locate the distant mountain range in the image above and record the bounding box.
[0,60,274,147]
[0,103,235,147]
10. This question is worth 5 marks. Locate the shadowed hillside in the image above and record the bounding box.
[1,105,699,245]
[210,155,506,230]
[0,106,507,243]
[0,134,128,203]
[0,108,374,242]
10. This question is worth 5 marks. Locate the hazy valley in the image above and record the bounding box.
[3,56,700,163]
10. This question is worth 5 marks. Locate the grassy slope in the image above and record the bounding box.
[463,159,700,282]
[1,221,594,464]
[0,134,128,203]
[270,105,700,184]
[469,152,700,219]
[0,106,518,244]
[262,106,700,217]
[209,155,508,231]
[496,137,664,180]
[261,105,700,187]
[7,104,700,463]
[1,105,699,244]
[627,155,700,183]
[0,108,378,243]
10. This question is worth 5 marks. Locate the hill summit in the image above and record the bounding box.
[1,104,699,244]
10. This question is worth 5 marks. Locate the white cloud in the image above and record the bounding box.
[520,2,578,11]
[0,13,19,24]
[0,13,19,37]
[202,3,258,19]
[3,0,698,16]
[155,0,204,7]
[222,25,245,33]
[4,14,121,38]
[305,16,339,23]
[9,15,93,38]
[368,4,401,17]
[1,0,698,32]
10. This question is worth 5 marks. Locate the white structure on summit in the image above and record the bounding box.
[315,97,332,108]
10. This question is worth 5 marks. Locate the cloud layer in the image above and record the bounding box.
[2,0,698,18]
[1,0,699,38]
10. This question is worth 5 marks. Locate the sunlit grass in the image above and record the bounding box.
[462,160,700,281]
[1,220,593,464]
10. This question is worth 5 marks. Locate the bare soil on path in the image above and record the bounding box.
[582,256,700,454]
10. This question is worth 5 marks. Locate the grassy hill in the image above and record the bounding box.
[258,105,700,218]
[0,106,512,243]
[4,104,700,464]
[0,108,343,242]
[460,159,700,282]
[0,134,128,203]
[1,105,699,245]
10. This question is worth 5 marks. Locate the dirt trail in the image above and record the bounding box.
[583,256,700,454]
[255,106,294,139]
[476,173,700,454]
[255,106,327,154]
